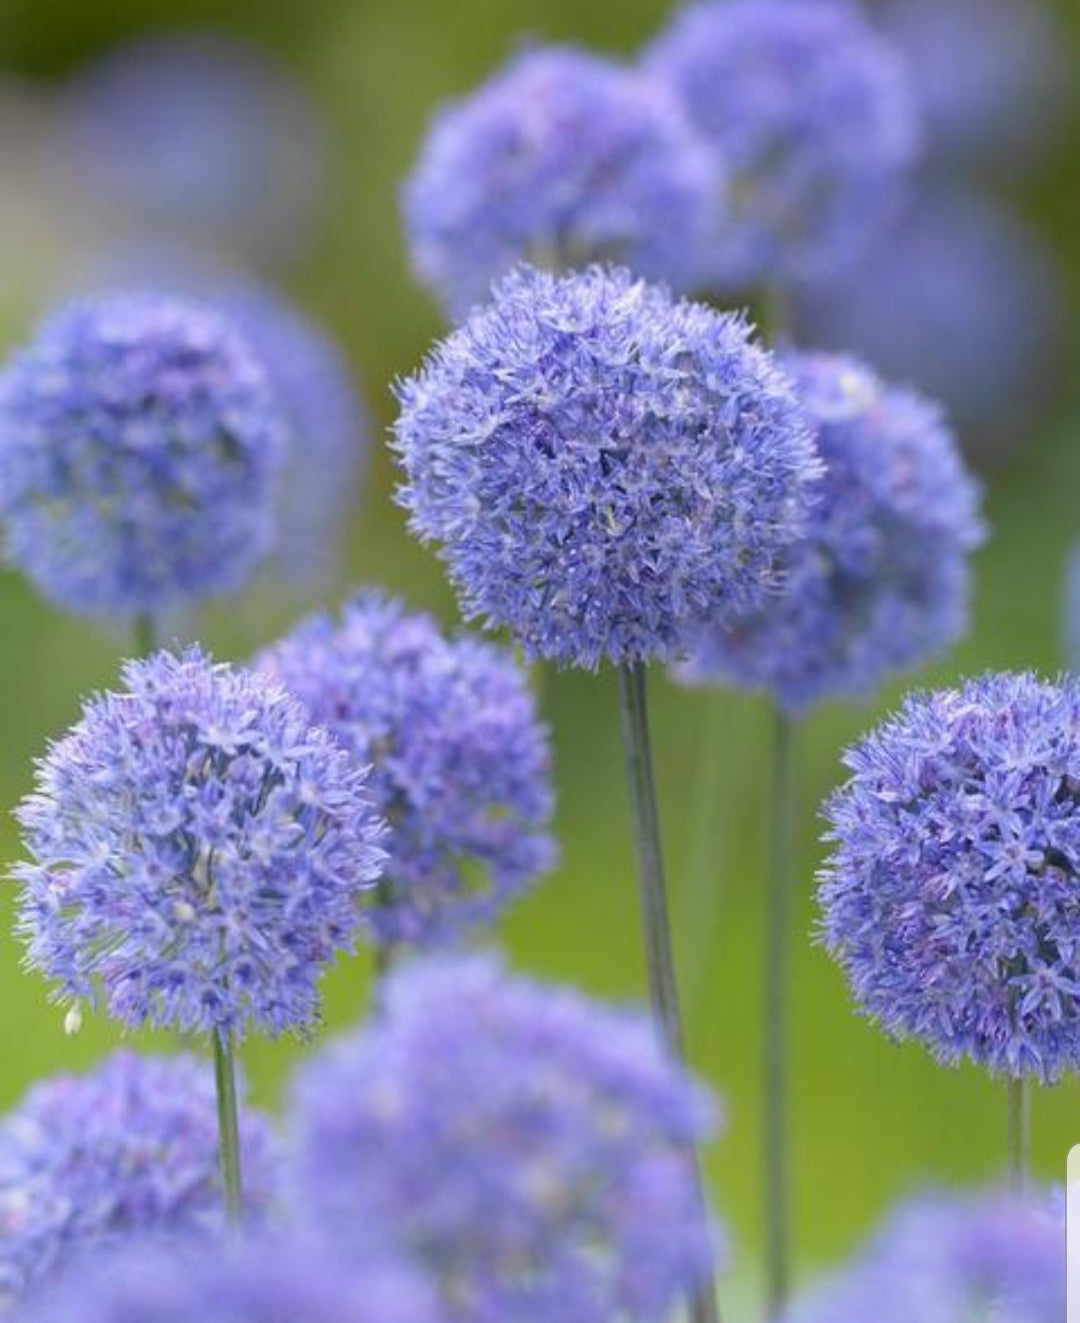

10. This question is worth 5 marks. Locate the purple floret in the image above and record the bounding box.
[13,647,387,1037]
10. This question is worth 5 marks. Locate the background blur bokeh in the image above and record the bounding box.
[0,0,1077,1305]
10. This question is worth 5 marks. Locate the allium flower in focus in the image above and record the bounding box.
[12,648,386,1037]
[402,46,718,317]
[0,292,286,620]
[781,1190,1063,1323]
[290,955,722,1323]
[679,352,984,712]
[59,32,327,265]
[645,0,918,289]
[393,264,820,670]
[821,673,1080,1082]
[23,1234,442,1323]
[258,592,555,949]
[0,1051,277,1308]
[794,187,1064,456]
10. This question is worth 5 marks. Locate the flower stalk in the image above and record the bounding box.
[213,1029,244,1225]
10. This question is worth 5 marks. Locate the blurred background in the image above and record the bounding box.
[0,0,1076,1306]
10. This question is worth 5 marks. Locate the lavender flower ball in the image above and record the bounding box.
[645,0,918,288]
[781,1191,1063,1323]
[403,46,717,317]
[60,32,327,265]
[291,955,721,1323]
[821,673,1080,1082]
[258,592,555,949]
[0,1051,277,1308]
[393,264,820,670]
[0,292,286,620]
[12,648,386,1038]
[24,1236,442,1323]
[679,352,984,712]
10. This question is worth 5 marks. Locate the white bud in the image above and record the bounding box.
[63,1005,83,1036]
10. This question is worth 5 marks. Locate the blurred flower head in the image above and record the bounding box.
[13,647,386,1038]
[821,672,1080,1082]
[0,1050,277,1308]
[393,263,821,670]
[794,187,1065,457]
[0,292,286,620]
[291,954,722,1323]
[24,1232,442,1323]
[781,1190,1063,1323]
[403,45,718,317]
[59,31,328,265]
[880,0,1072,178]
[645,0,918,289]
[679,351,984,712]
[257,591,556,949]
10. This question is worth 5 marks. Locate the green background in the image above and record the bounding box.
[0,0,1077,1310]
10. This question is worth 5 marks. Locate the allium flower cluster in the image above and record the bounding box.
[794,187,1064,455]
[258,592,555,949]
[820,673,1080,1082]
[781,1191,1063,1323]
[60,32,327,264]
[393,264,820,669]
[24,1236,442,1323]
[645,0,919,288]
[679,352,984,712]
[13,648,386,1038]
[0,1051,277,1308]
[291,955,721,1323]
[402,46,718,317]
[0,293,286,620]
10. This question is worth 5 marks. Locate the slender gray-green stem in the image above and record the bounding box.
[765,708,797,1318]
[616,663,722,1323]
[1007,1078,1031,1196]
[213,1029,244,1225]
[133,613,157,657]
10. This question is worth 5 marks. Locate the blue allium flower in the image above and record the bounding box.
[794,187,1065,457]
[403,46,718,317]
[60,32,328,265]
[24,1235,442,1323]
[0,292,286,620]
[678,352,984,712]
[645,0,919,288]
[291,955,722,1323]
[781,1190,1063,1323]
[257,592,555,949]
[0,1050,277,1307]
[393,264,820,670]
[12,647,386,1037]
[880,0,1071,178]
[820,673,1080,1082]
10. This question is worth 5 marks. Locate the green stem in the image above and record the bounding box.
[133,613,157,657]
[616,663,721,1323]
[1007,1078,1030,1195]
[764,708,797,1318]
[213,1029,244,1225]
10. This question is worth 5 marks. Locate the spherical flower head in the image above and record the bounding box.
[60,32,328,265]
[0,1050,277,1307]
[24,1234,443,1323]
[402,46,718,318]
[393,264,821,670]
[820,673,1080,1082]
[678,352,984,712]
[0,292,286,620]
[290,954,723,1323]
[12,647,386,1037]
[257,592,556,949]
[794,186,1065,456]
[781,1190,1063,1323]
[645,0,919,288]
